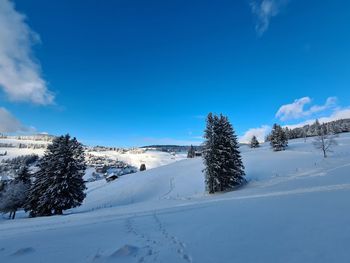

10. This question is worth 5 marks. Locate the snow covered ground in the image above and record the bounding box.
[1,133,350,262]
[87,150,187,170]
[0,138,47,162]
[0,137,186,170]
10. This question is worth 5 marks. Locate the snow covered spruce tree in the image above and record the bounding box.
[0,181,29,219]
[16,166,31,185]
[25,134,86,217]
[250,135,260,148]
[203,113,245,194]
[0,166,31,219]
[187,145,196,158]
[270,124,288,151]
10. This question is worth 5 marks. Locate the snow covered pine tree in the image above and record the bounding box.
[187,145,196,158]
[203,113,245,194]
[0,166,31,219]
[25,134,86,217]
[270,124,288,151]
[250,135,260,148]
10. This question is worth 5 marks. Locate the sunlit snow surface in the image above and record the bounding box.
[1,134,350,262]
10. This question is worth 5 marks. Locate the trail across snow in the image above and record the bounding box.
[1,134,350,262]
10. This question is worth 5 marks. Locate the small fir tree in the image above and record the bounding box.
[0,181,29,219]
[250,135,260,148]
[187,145,196,158]
[270,124,288,151]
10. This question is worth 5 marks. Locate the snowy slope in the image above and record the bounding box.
[0,147,46,162]
[87,150,187,170]
[0,137,186,169]
[1,133,350,263]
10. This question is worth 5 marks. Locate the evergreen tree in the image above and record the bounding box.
[203,113,218,193]
[0,166,31,219]
[203,113,245,194]
[187,145,196,158]
[0,181,29,219]
[25,134,86,217]
[16,166,31,185]
[250,135,260,148]
[270,124,288,151]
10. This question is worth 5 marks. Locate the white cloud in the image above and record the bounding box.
[276,96,337,121]
[276,97,311,121]
[240,125,270,143]
[0,107,34,133]
[0,0,54,105]
[242,97,348,143]
[250,0,288,36]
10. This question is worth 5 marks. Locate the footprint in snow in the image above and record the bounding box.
[182,254,192,262]
[109,244,140,258]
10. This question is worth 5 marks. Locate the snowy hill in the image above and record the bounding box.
[1,133,350,262]
[0,136,186,170]
[0,136,51,162]
[86,149,186,170]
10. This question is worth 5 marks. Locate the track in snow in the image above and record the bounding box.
[122,213,192,263]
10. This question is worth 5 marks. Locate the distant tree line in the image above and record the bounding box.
[266,118,350,141]
[142,145,203,153]
[264,119,341,156]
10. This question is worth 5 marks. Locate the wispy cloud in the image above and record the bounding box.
[276,96,337,121]
[0,107,34,133]
[239,125,270,143]
[0,0,54,105]
[250,0,289,36]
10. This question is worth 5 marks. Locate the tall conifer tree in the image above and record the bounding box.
[25,134,86,217]
[203,113,245,193]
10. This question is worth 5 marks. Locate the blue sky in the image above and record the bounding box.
[0,0,350,146]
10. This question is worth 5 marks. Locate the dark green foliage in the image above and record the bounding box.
[0,167,31,220]
[270,124,288,151]
[0,181,29,219]
[274,118,350,140]
[16,166,31,185]
[203,113,245,194]
[250,136,260,148]
[0,166,31,219]
[25,134,86,217]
